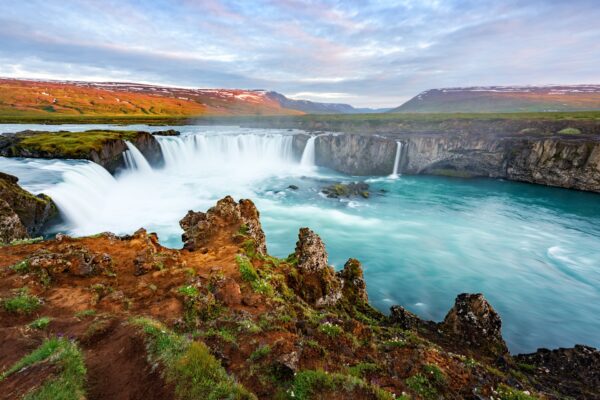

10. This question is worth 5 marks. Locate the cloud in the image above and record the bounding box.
[0,0,599,107]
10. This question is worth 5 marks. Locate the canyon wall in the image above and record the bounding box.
[296,132,600,193]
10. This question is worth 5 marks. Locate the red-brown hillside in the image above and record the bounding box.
[0,78,304,118]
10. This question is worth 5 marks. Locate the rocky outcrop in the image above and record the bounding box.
[515,345,600,399]
[321,182,370,198]
[0,130,164,174]
[0,172,57,243]
[440,293,509,358]
[179,196,267,254]
[336,258,368,304]
[288,227,341,307]
[313,132,600,192]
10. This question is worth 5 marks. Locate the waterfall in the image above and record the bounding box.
[155,133,296,173]
[391,141,403,177]
[300,136,317,167]
[123,141,153,173]
[34,131,305,237]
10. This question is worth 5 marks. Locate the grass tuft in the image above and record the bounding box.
[131,317,255,400]
[2,288,42,314]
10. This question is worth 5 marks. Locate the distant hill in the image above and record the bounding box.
[391,85,600,113]
[0,78,373,119]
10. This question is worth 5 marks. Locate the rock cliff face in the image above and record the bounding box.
[313,132,600,192]
[0,172,57,243]
[0,130,163,174]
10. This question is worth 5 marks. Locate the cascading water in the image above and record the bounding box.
[41,131,301,239]
[123,141,153,173]
[390,141,403,177]
[300,136,317,168]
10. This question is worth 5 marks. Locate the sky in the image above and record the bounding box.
[0,0,599,108]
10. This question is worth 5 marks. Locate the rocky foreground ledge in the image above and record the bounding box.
[0,195,598,399]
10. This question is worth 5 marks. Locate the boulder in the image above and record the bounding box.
[0,172,57,243]
[288,228,341,307]
[441,293,508,357]
[152,129,180,136]
[321,182,370,199]
[180,196,266,255]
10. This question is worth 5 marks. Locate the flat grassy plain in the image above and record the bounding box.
[2,111,600,126]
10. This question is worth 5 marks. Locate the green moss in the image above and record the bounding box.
[15,130,144,158]
[2,288,41,314]
[5,237,44,247]
[178,285,200,298]
[517,363,536,373]
[496,384,538,400]
[557,127,581,135]
[201,327,237,344]
[0,337,86,400]
[131,317,255,400]
[248,345,271,362]
[29,316,52,330]
[290,369,393,400]
[236,255,259,282]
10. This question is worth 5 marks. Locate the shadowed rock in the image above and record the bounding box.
[179,196,266,255]
[0,172,57,243]
[515,345,600,399]
[337,258,368,304]
[389,305,424,330]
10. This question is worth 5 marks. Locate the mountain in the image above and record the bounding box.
[391,85,600,113]
[263,91,386,114]
[0,78,375,118]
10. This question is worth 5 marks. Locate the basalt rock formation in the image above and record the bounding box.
[0,129,163,173]
[0,196,598,399]
[0,172,57,243]
[304,131,600,192]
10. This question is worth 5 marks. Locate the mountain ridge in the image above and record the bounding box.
[391,84,600,113]
[0,78,377,118]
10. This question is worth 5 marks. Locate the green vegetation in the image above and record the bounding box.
[9,259,30,273]
[557,127,582,135]
[3,237,44,247]
[290,369,394,400]
[318,322,343,337]
[0,337,86,400]
[347,362,380,378]
[236,255,259,282]
[406,364,446,399]
[13,130,144,158]
[406,373,437,399]
[29,316,52,330]
[248,345,271,362]
[235,255,274,296]
[131,317,255,400]
[178,285,200,298]
[2,288,41,314]
[496,383,538,400]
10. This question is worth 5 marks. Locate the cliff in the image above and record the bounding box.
[0,172,57,244]
[0,130,163,173]
[0,196,597,399]
[297,131,600,192]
